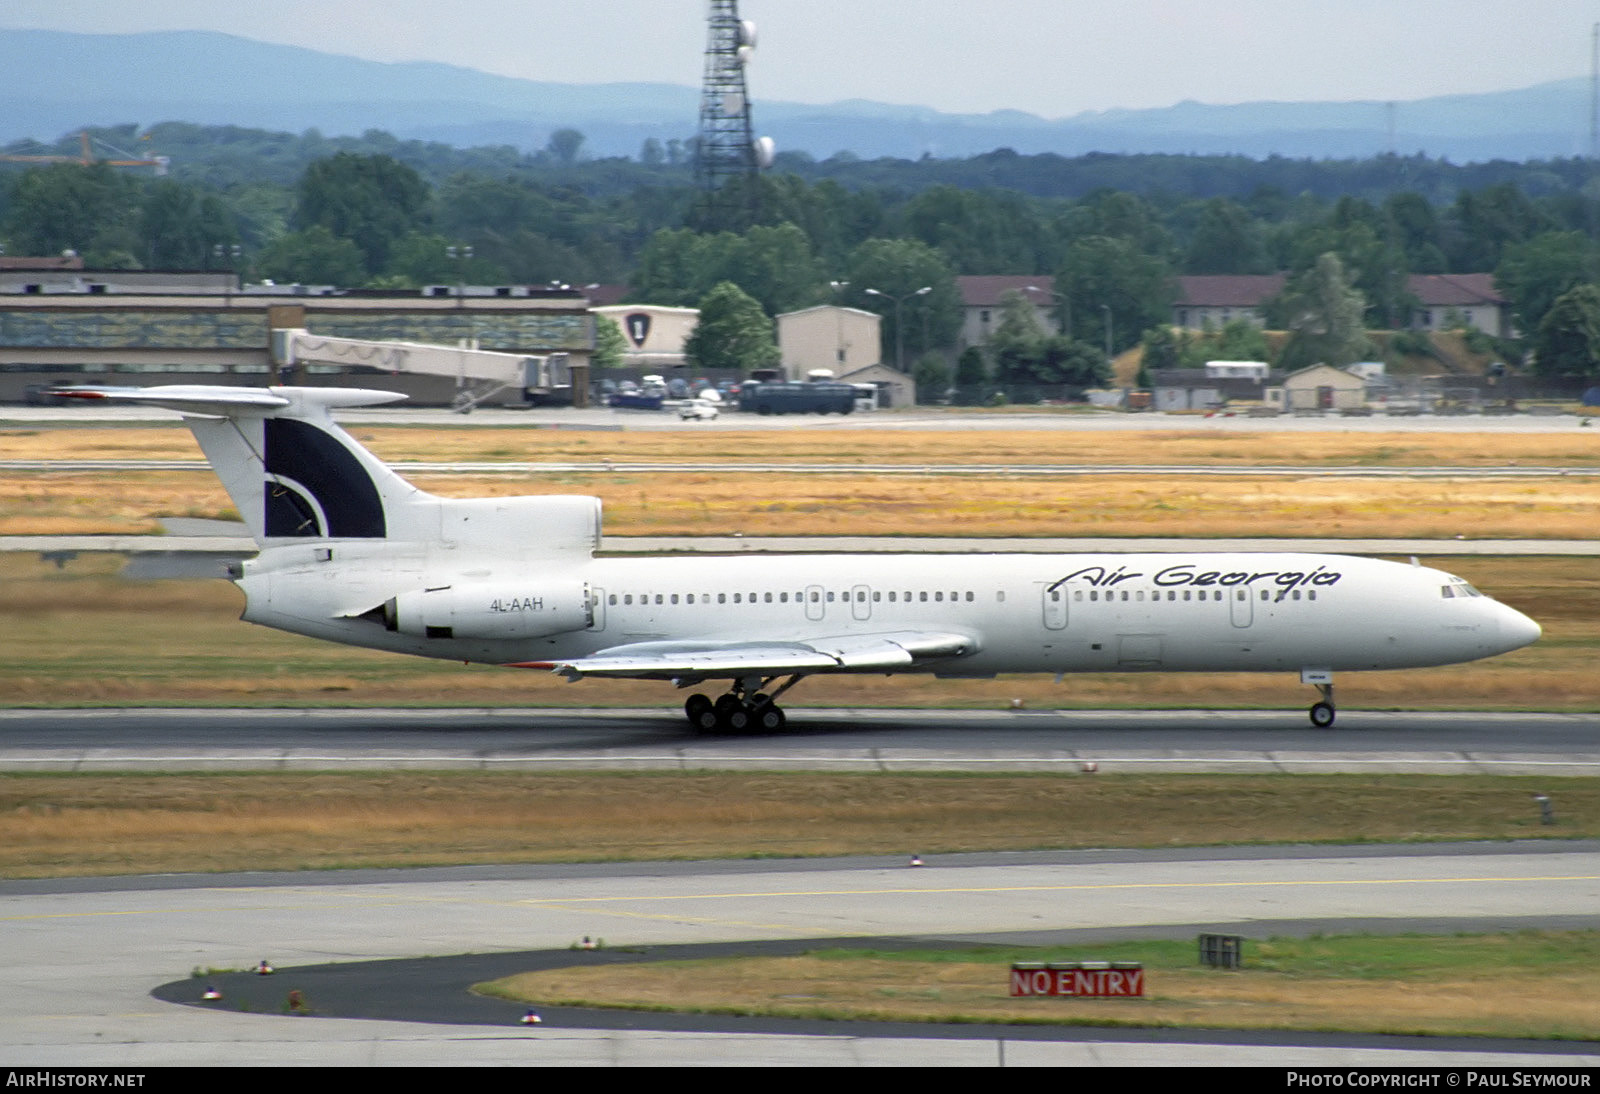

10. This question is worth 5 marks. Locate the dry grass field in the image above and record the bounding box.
[5,422,1600,534]
[5,420,1600,538]
[5,421,1600,466]
[483,933,1600,1040]
[9,467,1600,539]
[3,772,1594,878]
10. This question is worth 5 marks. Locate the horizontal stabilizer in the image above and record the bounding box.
[47,384,405,418]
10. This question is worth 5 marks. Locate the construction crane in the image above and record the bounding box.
[0,131,169,174]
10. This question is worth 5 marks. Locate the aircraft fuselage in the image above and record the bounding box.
[234,545,1538,677]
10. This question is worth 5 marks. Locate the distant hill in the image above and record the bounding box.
[0,27,1592,162]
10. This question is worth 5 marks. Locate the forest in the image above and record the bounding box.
[4,121,1600,385]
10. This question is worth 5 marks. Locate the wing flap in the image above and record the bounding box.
[512,630,975,680]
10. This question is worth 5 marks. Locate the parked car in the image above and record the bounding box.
[678,397,720,420]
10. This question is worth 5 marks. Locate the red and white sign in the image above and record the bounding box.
[1009,964,1144,998]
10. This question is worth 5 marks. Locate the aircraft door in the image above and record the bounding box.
[1042,583,1068,630]
[805,585,825,622]
[851,584,871,621]
[1229,586,1253,628]
[590,586,606,631]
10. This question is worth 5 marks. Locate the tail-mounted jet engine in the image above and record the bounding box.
[384,582,592,641]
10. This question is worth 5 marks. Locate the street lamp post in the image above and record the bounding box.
[1024,284,1070,338]
[446,244,473,310]
[212,243,241,303]
[864,285,931,371]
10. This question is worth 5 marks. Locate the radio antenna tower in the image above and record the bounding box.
[694,1,774,230]
[1591,22,1598,160]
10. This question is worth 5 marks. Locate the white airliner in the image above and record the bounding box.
[56,385,1541,732]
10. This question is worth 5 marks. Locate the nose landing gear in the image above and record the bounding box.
[1306,678,1336,728]
[1299,669,1337,728]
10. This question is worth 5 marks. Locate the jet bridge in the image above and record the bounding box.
[272,328,571,412]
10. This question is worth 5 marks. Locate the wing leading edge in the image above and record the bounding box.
[513,630,976,681]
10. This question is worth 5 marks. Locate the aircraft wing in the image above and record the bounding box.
[516,630,976,681]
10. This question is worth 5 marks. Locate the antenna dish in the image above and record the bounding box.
[753,136,775,169]
[739,20,758,47]
[737,45,754,66]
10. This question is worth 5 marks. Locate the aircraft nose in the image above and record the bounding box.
[1495,602,1542,652]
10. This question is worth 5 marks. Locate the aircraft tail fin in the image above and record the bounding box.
[52,385,425,545]
[53,384,602,556]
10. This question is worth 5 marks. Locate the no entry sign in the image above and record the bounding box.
[1010,962,1145,998]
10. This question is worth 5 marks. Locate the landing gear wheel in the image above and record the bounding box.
[1309,701,1336,729]
[750,700,786,733]
[684,693,717,733]
[714,693,750,733]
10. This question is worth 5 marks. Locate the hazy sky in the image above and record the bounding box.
[7,0,1599,117]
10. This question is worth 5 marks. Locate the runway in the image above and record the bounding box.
[3,706,1597,775]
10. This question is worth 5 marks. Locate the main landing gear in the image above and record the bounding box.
[683,674,804,734]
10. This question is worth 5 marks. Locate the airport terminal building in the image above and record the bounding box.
[0,263,595,405]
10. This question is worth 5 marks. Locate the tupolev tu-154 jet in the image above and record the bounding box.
[54,385,1542,732]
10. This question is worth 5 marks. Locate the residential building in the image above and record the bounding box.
[1172,274,1287,330]
[956,275,1058,348]
[1172,272,1512,338]
[1406,274,1511,338]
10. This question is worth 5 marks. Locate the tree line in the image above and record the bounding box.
[4,124,1600,385]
